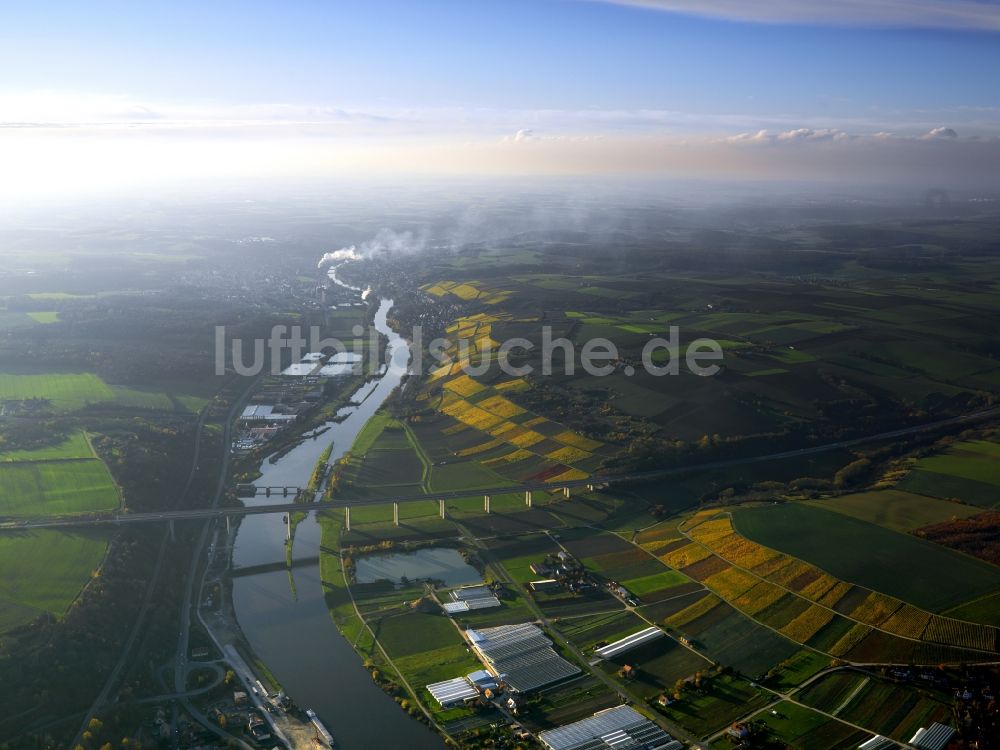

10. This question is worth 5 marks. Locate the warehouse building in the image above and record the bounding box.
[466,623,579,693]
[594,627,665,660]
[537,705,681,750]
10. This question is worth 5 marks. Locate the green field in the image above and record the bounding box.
[25,311,60,324]
[0,371,114,410]
[798,671,951,741]
[764,649,831,690]
[373,611,486,718]
[598,636,711,700]
[812,489,982,533]
[0,430,96,462]
[898,439,1000,508]
[657,674,771,738]
[0,530,108,632]
[734,503,1000,612]
[0,458,119,516]
[712,700,867,750]
[0,370,208,413]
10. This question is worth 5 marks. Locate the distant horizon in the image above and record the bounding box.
[2,0,998,197]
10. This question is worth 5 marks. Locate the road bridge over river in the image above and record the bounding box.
[5,405,998,533]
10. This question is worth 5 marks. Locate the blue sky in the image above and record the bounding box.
[1,0,998,192]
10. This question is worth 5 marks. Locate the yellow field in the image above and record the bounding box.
[547,445,592,465]
[553,430,602,451]
[441,400,506,431]
[551,468,588,483]
[666,594,721,629]
[829,623,872,657]
[456,438,504,457]
[923,616,997,652]
[495,378,529,393]
[734,580,787,616]
[443,373,486,397]
[767,559,815,588]
[703,566,758,600]
[483,448,535,466]
[661,542,714,569]
[712,533,781,569]
[881,605,932,639]
[478,394,525,418]
[680,509,729,533]
[488,422,520,438]
[424,279,511,305]
[799,574,840,602]
[688,517,734,545]
[781,605,835,643]
[675,506,1000,657]
[849,592,903,627]
[816,581,853,608]
[509,430,546,448]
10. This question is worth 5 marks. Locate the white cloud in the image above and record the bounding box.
[589,0,1000,31]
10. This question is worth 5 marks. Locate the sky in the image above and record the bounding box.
[2,0,999,197]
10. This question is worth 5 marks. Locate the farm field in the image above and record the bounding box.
[763,649,831,690]
[0,369,208,413]
[733,503,1000,613]
[0,456,119,516]
[798,671,952,742]
[0,530,108,632]
[678,512,1000,659]
[657,673,771,738]
[711,700,868,750]
[0,371,114,410]
[596,636,710,700]
[663,595,800,678]
[0,429,96,462]
[371,610,483,718]
[812,489,983,532]
[898,439,1000,508]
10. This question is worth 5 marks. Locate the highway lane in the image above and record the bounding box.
[7,404,999,532]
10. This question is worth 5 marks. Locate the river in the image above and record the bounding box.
[230,273,444,749]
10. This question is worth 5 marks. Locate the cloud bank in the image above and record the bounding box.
[591,0,1000,31]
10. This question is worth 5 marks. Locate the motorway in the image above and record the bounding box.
[7,404,1000,532]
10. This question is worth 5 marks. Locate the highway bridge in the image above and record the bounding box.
[4,405,999,532]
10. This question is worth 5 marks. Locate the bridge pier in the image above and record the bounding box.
[168,518,175,543]
[563,486,571,498]
[439,499,446,519]
[345,506,351,532]
[284,513,291,541]
[484,495,491,514]
[525,490,533,508]
[225,515,231,536]
[393,502,399,527]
